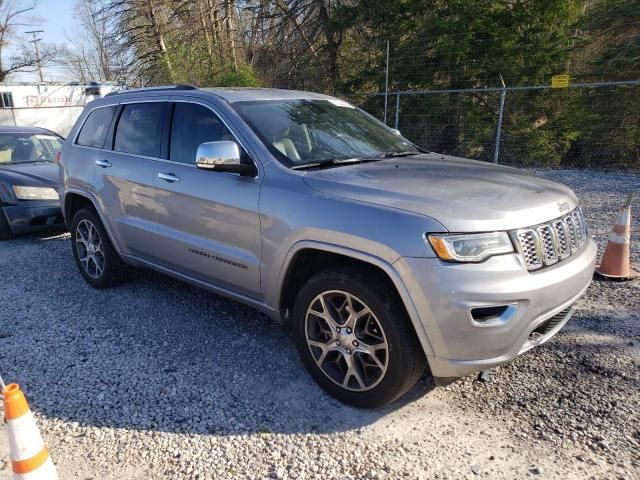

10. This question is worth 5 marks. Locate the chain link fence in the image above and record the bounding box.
[343,81,640,170]
[2,83,637,170]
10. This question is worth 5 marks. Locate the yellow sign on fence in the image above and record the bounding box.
[551,74,570,88]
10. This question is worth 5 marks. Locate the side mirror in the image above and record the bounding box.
[195,141,256,177]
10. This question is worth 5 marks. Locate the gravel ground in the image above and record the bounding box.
[1,169,639,479]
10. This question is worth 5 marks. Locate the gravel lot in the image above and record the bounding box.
[1,169,639,479]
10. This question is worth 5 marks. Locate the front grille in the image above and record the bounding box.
[511,208,587,271]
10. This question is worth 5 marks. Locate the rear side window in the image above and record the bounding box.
[76,106,116,148]
[114,102,164,157]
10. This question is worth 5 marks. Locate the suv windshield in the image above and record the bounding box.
[233,99,419,168]
[0,132,63,164]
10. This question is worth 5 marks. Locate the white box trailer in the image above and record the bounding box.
[0,83,123,137]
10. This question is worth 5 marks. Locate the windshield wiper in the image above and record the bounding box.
[377,151,421,158]
[291,151,422,170]
[291,157,382,170]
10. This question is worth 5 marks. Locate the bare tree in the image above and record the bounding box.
[95,0,344,87]
[0,0,58,82]
[63,0,127,82]
[99,0,178,84]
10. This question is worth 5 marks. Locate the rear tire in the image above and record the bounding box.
[293,268,426,408]
[0,208,13,240]
[70,208,128,288]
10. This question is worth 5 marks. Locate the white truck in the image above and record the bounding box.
[0,82,123,136]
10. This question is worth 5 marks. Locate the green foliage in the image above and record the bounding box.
[213,64,261,87]
[117,0,638,169]
[338,0,639,169]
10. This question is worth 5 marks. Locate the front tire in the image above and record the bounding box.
[70,208,128,288]
[293,268,426,408]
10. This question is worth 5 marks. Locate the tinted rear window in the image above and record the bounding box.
[114,102,164,157]
[76,106,116,148]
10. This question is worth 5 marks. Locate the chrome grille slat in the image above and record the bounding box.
[565,215,579,253]
[552,220,570,259]
[537,225,558,265]
[572,209,586,243]
[512,208,587,271]
[516,229,543,270]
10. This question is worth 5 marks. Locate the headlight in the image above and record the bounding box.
[12,185,59,201]
[427,232,514,262]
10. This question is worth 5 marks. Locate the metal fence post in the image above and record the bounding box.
[383,40,390,125]
[394,90,400,130]
[493,75,507,164]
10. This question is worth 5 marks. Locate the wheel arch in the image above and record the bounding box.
[64,191,94,227]
[64,190,121,254]
[277,242,435,358]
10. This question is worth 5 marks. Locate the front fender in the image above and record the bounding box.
[268,239,436,358]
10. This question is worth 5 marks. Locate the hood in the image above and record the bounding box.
[301,154,579,232]
[0,161,60,188]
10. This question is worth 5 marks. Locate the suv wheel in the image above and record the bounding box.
[293,268,426,408]
[71,208,128,288]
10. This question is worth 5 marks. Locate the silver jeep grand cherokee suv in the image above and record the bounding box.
[59,85,596,408]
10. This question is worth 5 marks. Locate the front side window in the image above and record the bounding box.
[0,133,63,163]
[232,99,418,167]
[76,106,117,148]
[169,102,235,164]
[114,102,164,157]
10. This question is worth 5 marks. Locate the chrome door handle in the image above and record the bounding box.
[95,160,112,168]
[158,172,180,183]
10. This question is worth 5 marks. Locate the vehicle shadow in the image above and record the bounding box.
[1,232,436,437]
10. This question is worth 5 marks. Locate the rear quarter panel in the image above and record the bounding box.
[60,101,111,223]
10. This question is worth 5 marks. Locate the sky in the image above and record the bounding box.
[5,0,77,83]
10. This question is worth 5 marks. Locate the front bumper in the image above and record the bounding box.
[2,201,65,235]
[394,237,597,380]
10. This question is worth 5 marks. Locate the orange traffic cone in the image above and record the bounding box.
[2,379,58,480]
[595,192,638,281]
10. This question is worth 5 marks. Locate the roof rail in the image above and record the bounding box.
[105,84,197,97]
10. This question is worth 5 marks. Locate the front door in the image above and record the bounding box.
[152,99,262,299]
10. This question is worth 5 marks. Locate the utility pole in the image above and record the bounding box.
[25,30,44,83]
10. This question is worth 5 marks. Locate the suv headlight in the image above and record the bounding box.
[427,232,514,262]
[12,185,59,201]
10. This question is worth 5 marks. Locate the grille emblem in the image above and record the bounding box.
[558,201,571,213]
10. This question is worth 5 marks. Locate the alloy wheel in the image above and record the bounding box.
[305,290,389,391]
[75,219,105,279]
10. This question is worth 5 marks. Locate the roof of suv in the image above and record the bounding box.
[105,85,337,103]
[200,87,336,103]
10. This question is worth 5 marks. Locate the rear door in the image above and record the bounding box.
[152,98,262,298]
[88,98,167,259]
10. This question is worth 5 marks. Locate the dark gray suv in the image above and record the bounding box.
[59,86,596,407]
